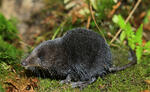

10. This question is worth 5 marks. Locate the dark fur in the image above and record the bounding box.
[21,28,136,88]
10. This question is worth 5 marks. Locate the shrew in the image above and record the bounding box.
[21,28,137,88]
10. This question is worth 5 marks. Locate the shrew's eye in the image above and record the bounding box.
[39,56,44,61]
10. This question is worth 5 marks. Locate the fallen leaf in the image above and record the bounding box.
[144,24,150,31]
[64,0,89,23]
[108,1,121,18]
[4,75,38,92]
[144,80,150,85]
[141,90,150,92]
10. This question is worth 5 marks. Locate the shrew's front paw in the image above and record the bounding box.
[60,74,71,84]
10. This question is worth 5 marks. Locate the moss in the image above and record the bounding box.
[0,13,22,78]
[36,63,149,92]
[93,64,148,92]
[0,84,5,92]
[37,47,150,92]
[0,13,18,42]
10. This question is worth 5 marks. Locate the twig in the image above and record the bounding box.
[109,0,142,45]
[86,16,91,29]
[20,41,33,48]
[110,43,120,48]
[89,3,106,41]
[107,32,120,43]
[108,1,121,18]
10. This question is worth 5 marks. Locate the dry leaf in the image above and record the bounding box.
[64,0,89,23]
[108,1,121,18]
[144,80,150,85]
[4,75,38,92]
[144,24,150,31]
[141,90,150,92]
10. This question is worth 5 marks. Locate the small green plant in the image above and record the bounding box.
[0,37,21,63]
[112,15,150,64]
[143,9,150,24]
[0,84,5,92]
[0,13,18,41]
[0,36,22,75]
[90,0,115,20]
[0,13,22,75]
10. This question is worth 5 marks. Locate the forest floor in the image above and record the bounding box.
[0,47,150,92]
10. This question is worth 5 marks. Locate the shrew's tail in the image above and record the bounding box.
[109,47,137,72]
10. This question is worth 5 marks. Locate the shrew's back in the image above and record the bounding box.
[62,28,112,81]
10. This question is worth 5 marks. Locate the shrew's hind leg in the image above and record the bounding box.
[71,77,97,89]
